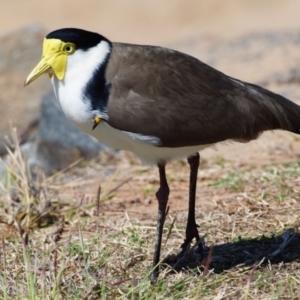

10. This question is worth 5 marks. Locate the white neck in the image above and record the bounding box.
[51,40,111,123]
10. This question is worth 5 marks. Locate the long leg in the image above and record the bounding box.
[181,153,202,253]
[151,163,170,283]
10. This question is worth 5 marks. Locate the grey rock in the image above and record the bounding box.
[25,92,111,174]
[39,92,107,156]
[0,24,50,155]
[0,24,112,174]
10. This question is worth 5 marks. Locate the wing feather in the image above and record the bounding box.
[104,43,298,147]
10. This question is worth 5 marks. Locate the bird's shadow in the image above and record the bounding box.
[163,228,300,274]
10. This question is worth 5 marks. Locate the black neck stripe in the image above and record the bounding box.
[84,46,112,118]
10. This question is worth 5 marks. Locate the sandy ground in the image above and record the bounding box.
[1,0,300,45]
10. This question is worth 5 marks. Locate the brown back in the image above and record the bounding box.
[105,42,300,147]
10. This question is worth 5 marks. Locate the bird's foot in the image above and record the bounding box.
[179,224,203,256]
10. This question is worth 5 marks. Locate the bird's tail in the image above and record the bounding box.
[245,82,300,137]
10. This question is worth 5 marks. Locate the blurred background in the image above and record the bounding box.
[2,0,300,44]
[1,0,300,173]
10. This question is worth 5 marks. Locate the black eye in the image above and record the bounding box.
[64,43,75,54]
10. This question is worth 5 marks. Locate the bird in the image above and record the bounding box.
[25,28,300,282]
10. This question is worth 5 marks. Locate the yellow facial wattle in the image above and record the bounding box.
[25,38,75,86]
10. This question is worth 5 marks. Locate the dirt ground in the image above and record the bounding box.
[50,130,300,224]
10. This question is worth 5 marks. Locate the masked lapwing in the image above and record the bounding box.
[25,28,300,282]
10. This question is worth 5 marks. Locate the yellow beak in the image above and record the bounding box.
[25,38,74,86]
[24,57,51,86]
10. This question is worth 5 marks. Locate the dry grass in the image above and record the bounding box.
[1,129,300,299]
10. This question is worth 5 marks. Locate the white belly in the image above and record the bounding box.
[74,120,212,165]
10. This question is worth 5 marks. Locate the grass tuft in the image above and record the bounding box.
[0,132,300,298]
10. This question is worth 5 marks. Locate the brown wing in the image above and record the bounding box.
[105,42,300,148]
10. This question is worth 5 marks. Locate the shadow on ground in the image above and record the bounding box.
[164,228,300,274]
